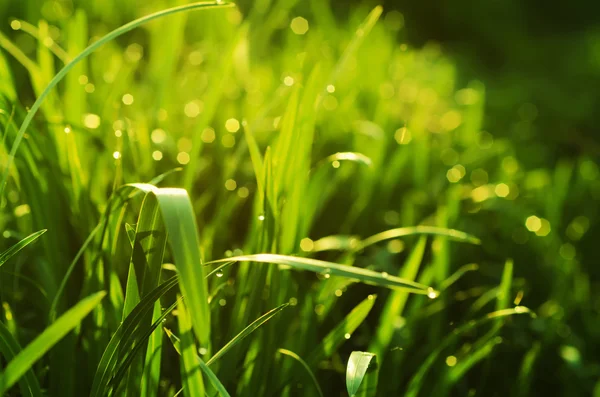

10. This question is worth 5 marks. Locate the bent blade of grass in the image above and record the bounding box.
[315,152,373,170]
[0,321,42,397]
[151,187,211,353]
[0,1,233,198]
[206,254,433,294]
[0,291,106,394]
[357,226,481,251]
[165,329,231,397]
[206,303,288,366]
[177,299,205,397]
[0,229,47,268]
[439,263,479,291]
[346,351,378,397]
[278,348,324,397]
[49,169,184,322]
[307,295,377,365]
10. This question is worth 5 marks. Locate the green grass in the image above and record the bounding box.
[0,0,598,396]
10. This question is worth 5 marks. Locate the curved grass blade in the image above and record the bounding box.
[177,299,205,397]
[346,351,378,397]
[0,321,42,397]
[439,263,479,291]
[206,303,289,366]
[165,329,231,397]
[357,226,481,251]
[405,306,534,397]
[278,348,324,397]
[0,229,46,268]
[307,295,377,365]
[49,169,182,321]
[0,1,233,197]
[309,235,361,252]
[205,254,433,294]
[315,152,372,169]
[0,291,106,394]
[150,187,211,352]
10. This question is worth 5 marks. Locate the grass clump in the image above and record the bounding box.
[0,1,598,396]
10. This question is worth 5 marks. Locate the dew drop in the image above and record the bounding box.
[427,288,439,299]
[344,333,351,340]
[258,214,265,221]
[216,269,224,278]
[381,272,389,279]
[198,347,208,355]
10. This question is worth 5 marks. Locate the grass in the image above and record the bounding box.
[0,0,598,396]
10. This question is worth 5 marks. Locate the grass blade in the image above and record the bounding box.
[0,291,106,394]
[206,254,434,294]
[165,329,231,397]
[0,321,42,397]
[307,295,377,365]
[177,299,205,397]
[277,348,324,397]
[357,226,481,251]
[206,303,289,366]
[0,229,46,268]
[346,351,378,397]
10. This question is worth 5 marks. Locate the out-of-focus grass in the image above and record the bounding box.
[0,1,598,396]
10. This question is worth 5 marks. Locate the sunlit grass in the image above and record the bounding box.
[0,0,597,396]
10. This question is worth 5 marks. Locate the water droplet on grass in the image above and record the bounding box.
[427,288,439,299]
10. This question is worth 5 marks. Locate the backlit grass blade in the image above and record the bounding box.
[205,254,434,294]
[315,152,373,169]
[369,236,427,357]
[0,321,42,397]
[439,263,479,291]
[0,291,106,394]
[346,351,378,397]
[0,1,233,197]
[0,229,46,268]
[496,259,514,311]
[321,5,383,105]
[358,226,481,251]
[277,348,324,397]
[307,295,377,365]
[206,303,288,366]
[151,188,211,353]
[177,299,205,397]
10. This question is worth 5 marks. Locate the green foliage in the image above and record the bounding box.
[0,0,598,396]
